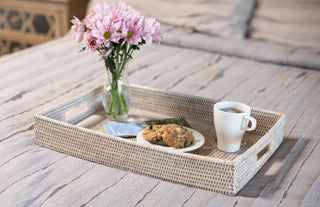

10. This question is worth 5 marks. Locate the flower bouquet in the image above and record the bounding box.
[71,2,163,120]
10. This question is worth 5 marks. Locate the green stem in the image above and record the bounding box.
[121,92,128,113]
[103,41,132,119]
[108,83,116,117]
[117,91,122,115]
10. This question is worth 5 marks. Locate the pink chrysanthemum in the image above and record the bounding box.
[85,33,99,52]
[141,18,154,45]
[71,16,85,43]
[91,16,121,47]
[152,20,163,43]
[72,1,163,54]
[142,18,163,45]
[123,20,142,45]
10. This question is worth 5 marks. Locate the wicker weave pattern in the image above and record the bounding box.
[34,84,285,195]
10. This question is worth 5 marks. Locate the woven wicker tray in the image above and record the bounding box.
[33,84,286,195]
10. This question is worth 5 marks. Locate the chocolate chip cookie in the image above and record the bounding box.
[142,125,164,143]
[162,124,194,148]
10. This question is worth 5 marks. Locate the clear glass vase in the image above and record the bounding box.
[102,60,131,121]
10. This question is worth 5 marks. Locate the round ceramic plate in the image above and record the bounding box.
[136,126,205,152]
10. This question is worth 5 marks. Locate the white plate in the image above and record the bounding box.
[136,127,205,152]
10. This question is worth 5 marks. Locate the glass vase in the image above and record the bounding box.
[102,60,131,121]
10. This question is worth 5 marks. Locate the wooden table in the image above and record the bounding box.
[1,1,320,206]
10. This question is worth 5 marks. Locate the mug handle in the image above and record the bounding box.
[242,116,257,131]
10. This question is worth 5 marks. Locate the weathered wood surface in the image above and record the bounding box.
[1,0,320,206]
[0,32,320,206]
[163,26,320,70]
[250,0,320,49]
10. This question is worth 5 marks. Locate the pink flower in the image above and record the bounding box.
[110,1,127,12]
[124,20,142,45]
[71,16,85,43]
[72,2,163,56]
[91,15,121,46]
[152,21,163,44]
[109,1,127,18]
[141,18,154,45]
[142,18,163,45]
[85,33,99,52]
[83,9,97,28]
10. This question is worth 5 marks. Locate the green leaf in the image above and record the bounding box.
[104,58,116,74]
[139,39,146,45]
[79,47,86,52]
[132,45,140,50]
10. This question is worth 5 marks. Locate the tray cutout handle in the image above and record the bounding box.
[65,101,88,122]
[257,144,270,162]
[256,140,275,165]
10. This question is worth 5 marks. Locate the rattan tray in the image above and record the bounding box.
[33,84,286,195]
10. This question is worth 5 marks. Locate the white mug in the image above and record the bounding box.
[214,101,257,152]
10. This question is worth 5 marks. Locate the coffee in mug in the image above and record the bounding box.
[214,101,257,152]
[220,108,244,114]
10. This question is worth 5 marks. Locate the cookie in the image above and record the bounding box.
[142,125,164,142]
[162,124,194,148]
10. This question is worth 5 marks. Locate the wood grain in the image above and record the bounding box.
[250,0,320,49]
[162,27,320,70]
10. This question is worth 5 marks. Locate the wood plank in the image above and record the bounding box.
[152,185,197,207]
[279,134,320,206]
[163,28,320,70]
[0,130,37,167]
[177,189,217,207]
[130,49,203,85]
[251,87,320,206]
[0,155,95,206]
[250,0,320,48]
[38,165,129,206]
[301,175,320,207]
[206,194,238,207]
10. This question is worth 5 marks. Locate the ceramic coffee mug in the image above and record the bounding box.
[214,101,257,152]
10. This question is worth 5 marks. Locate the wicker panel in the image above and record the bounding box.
[33,84,285,195]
